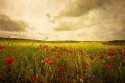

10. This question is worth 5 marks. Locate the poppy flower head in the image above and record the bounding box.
[37,46,40,49]
[52,48,56,52]
[46,48,50,53]
[45,58,50,63]
[54,46,58,48]
[90,56,94,60]
[0,46,4,50]
[84,62,89,68]
[32,76,37,81]
[108,49,115,56]
[63,56,66,59]
[6,57,14,65]
[105,62,113,70]
[118,49,123,55]
[100,56,104,59]
[48,60,54,65]
[59,66,64,71]
[56,53,61,59]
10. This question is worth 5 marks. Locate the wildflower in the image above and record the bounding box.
[100,56,104,59]
[0,46,4,50]
[59,66,64,71]
[43,45,48,49]
[60,47,63,49]
[105,62,113,70]
[81,56,84,60]
[106,64,110,70]
[108,49,115,57]
[32,76,37,81]
[37,46,40,49]
[49,60,54,65]
[80,50,83,55]
[84,62,89,68]
[72,56,77,59]
[118,49,123,55]
[56,53,61,59]
[63,56,66,59]
[39,44,42,47]
[46,48,50,53]
[45,58,50,63]
[54,46,58,48]
[69,50,72,54]
[74,51,76,54]
[52,48,56,52]
[6,57,14,65]
[90,56,94,60]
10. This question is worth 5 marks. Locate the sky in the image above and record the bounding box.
[0,0,125,41]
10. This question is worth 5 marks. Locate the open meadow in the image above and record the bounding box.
[0,39,125,83]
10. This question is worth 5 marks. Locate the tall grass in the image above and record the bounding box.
[0,40,125,83]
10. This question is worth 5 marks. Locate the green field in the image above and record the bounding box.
[0,40,125,83]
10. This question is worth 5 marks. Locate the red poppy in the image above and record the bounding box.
[84,62,89,68]
[39,44,42,47]
[37,46,40,49]
[80,50,83,55]
[108,49,115,56]
[106,64,110,70]
[59,66,64,71]
[60,47,63,49]
[45,58,50,63]
[43,45,48,49]
[46,48,50,53]
[32,76,37,81]
[48,60,54,65]
[52,48,56,52]
[0,46,4,50]
[100,56,104,59]
[69,50,72,54]
[81,56,84,60]
[90,56,94,60]
[108,62,113,67]
[63,56,66,59]
[54,46,58,48]
[105,62,113,70]
[74,51,76,54]
[56,53,61,59]
[6,57,14,65]
[118,49,123,55]
[72,56,77,59]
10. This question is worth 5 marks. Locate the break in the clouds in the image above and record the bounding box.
[0,0,125,41]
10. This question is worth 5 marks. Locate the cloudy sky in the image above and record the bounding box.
[0,0,125,41]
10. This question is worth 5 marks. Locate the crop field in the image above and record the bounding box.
[0,40,125,83]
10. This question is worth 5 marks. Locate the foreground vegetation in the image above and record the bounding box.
[0,40,125,83]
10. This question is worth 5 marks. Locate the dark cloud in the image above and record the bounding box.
[53,0,125,40]
[56,0,124,17]
[0,14,28,32]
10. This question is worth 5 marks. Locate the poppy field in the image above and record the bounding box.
[0,40,125,83]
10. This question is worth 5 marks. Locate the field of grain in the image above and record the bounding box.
[0,40,125,83]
